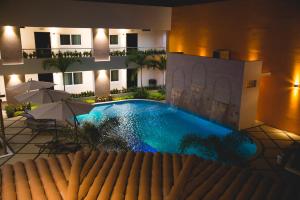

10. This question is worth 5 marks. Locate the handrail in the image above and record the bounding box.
[21,47,166,51]
[20,47,166,59]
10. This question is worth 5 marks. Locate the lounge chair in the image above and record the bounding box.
[283,142,300,176]
[20,113,64,134]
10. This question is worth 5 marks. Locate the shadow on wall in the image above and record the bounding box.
[166,53,244,129]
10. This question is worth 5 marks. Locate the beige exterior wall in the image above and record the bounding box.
[94,70,110,97]
[109,29,167,50]
[0,26,22,64]
[93,28,109,61]
[20,27,93,51]
[0,0,171,30]
[4,74,25,104]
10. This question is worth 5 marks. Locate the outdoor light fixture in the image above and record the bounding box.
[98,70,107,80]
[95,28,106,40]
[294,81,299,88]
[9,74,19,81]
[3,26,15,38]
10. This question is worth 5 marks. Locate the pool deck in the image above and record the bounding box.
[1,116,300,183]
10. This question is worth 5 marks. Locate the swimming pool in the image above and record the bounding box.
[77,100,256,161]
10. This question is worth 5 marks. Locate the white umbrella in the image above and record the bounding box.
[28,100,93,141]
[15,89,70,104]
[6,80,55,93]
[28,100,93,121]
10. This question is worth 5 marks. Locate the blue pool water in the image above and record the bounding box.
[77,100,256,161]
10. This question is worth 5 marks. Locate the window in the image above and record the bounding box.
[71,35,81,45]
[111,70,119,81]
[73,72,83,84]
[60,34,81,45]
[110,35,118,45]
[64,73,73,85]
[60,34,71,45]
[64,72,83,85]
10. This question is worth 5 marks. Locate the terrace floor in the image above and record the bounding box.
[0,116,300,184]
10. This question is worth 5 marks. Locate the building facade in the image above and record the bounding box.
[0,0,171,101]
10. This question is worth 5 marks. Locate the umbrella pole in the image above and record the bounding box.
[54,120,58,141]
[74,116,79,143]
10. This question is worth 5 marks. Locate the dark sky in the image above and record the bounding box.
[77,0,225,7]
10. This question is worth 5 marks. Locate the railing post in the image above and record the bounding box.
[0,98,7,154]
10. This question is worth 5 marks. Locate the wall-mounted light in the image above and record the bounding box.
[9,74,19,81]
[3,26,15,38]
[294,81,299,88]
[95,28,106,40]
[98,70,107,80]
[8,74,22,86]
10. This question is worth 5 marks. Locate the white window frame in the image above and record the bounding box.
[109,34,119,45]
[64,72,83,85]
[60,34,82,45]
[110,70,119,82]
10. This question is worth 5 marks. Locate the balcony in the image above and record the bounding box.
[21,47,166,59]
[0,47,166,75]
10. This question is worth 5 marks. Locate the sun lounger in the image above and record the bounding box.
[20,113,64,133]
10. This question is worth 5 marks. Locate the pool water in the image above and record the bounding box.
[77,100,256,161]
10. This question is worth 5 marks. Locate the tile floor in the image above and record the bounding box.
[1,116,300,185]
[0,116,88,165]
[246,125,300,182]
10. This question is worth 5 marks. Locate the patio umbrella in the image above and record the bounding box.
[28,100,93,141]
[15,89,70,104]
[6,80,55,94]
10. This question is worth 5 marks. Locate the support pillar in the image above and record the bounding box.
[92,28,109,61]
[0,26,23,65]
[94,70,110,97]
[4,74,25,104]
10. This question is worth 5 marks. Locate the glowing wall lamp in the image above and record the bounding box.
[95,28,107,40]
[3,26,15,38]
[294,80,299,88]
[8,74,22,86]
[98,70,107,80]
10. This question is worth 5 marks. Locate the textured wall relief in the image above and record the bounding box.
[170,68,185,106]
[210,77,231,122]
[189,63,208,114]
[166,53,244,129]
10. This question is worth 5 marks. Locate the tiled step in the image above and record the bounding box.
[0,150,297,200]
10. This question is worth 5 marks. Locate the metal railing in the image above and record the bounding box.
[20,47,166,59]
[22,48,93,59]
[109,47,166,56]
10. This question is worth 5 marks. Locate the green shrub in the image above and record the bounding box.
[5,103,31,118]
[133,89,149,99]
[84,98,96,104]
[109,50,126,56]
[112,95,134,101]
[95,96,113,102]
[110,88,120,94]
[23,51,28,59]
[158,88,166,95]
[5,105,15,118]
[148,91,165,100]
[71,91,95,98]
[14,111,24,117]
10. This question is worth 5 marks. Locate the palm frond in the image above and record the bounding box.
[81,117,129,151]
[43,57,81,73]
[179,132,251,163]
[100,136,129,151]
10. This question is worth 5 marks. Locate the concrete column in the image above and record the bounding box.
[0,26,23,65]
[4,74,25,104]
[92,28,109,61]
[94,70,110,97]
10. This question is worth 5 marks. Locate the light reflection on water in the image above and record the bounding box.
[77,100,256,160]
